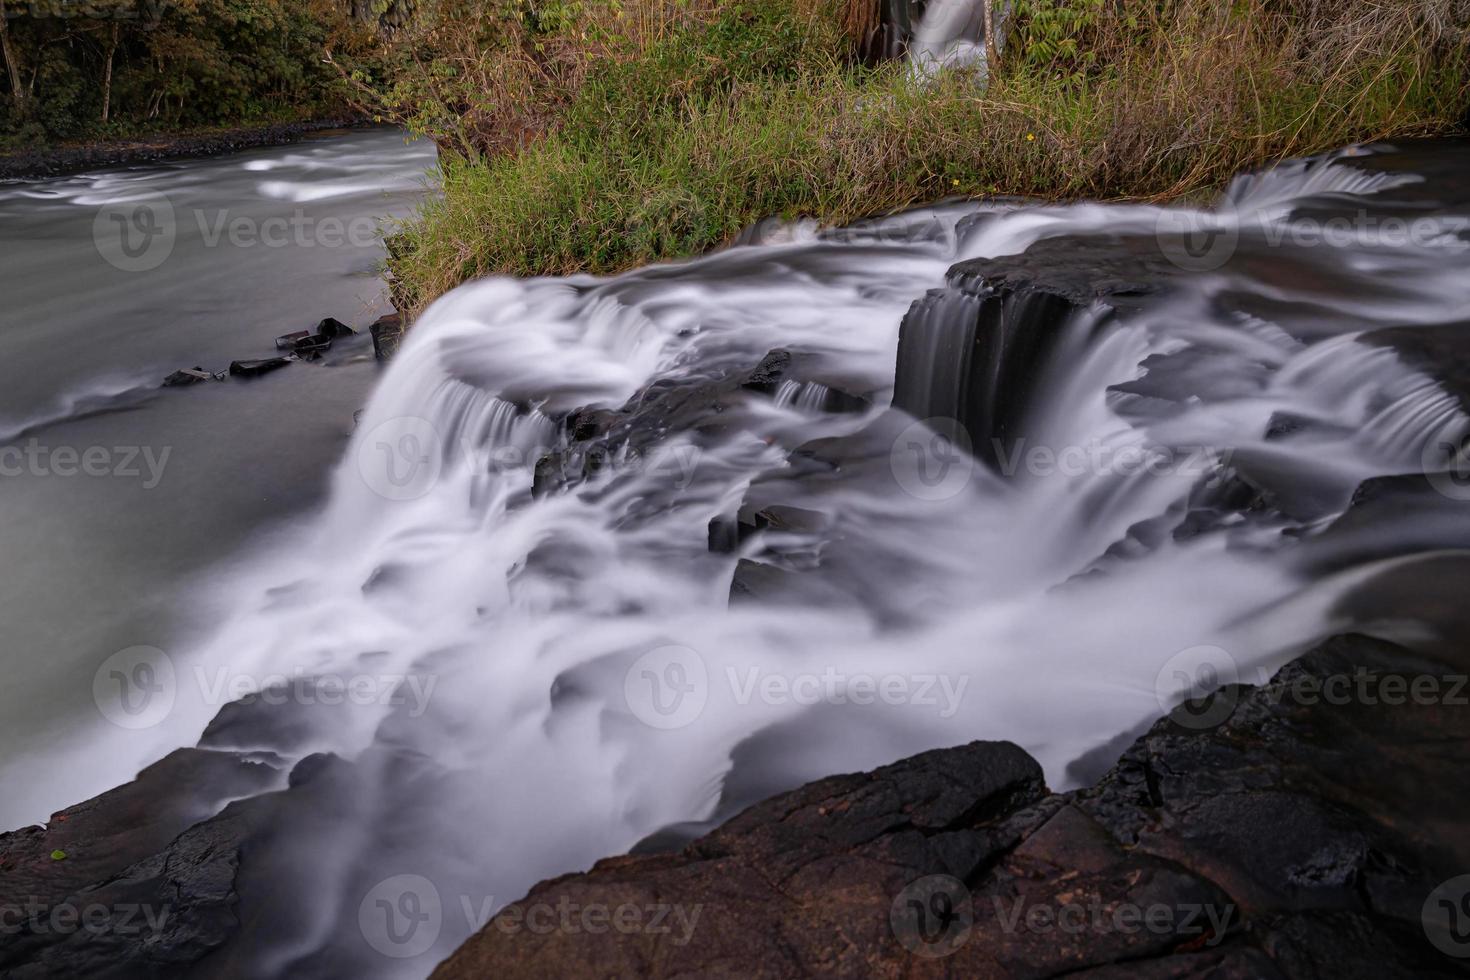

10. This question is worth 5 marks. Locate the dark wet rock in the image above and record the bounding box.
[432,632,1470,979]
[0,748,282,978]
[161,367,213,388]
[274,329,315,351]
[5,628,1467,978]
[947,232,1184,308]
[1301,474,1470,572]
[228,357,291,379]
[1364,320,1470,414]
[892,276,1107,467]
[275,317,356,357]
[535,347,871,501]
[740,349,793,394]
[369,312,404,361]
[1265,411,1319,441]
[315,317,354,339]
[1108,347,1273,422]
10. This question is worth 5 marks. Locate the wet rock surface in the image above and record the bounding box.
[3,631,1465,978]
[432,632,1470,979]
[0,748,283,978]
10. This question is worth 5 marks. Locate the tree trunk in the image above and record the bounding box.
[0,4,26,112]
[101,21,119,123]
[981,0,1000,78]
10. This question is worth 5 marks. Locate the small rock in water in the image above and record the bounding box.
[274,329,313,351]
[315,317,354,339]
[228,357,291,379]
[369,312,403,361]
[162,367,213,388]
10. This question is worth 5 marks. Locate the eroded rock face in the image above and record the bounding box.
[431,632,1470,979]
[0,749,284,978]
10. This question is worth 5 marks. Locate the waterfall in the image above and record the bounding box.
[81,148,1470,977]
[903,0,1003,79]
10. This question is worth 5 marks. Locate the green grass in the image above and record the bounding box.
[382,0,1469,316]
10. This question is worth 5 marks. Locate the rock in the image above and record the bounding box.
[228,357,291,378]
[161,367,212,388]
[369,313,404,361]
[0,748,282,978]
[314,317,354,339]
[430,632,1470,979]
[274,329,313,351]
[892,279,1105,466]
[739,349,793,394]
[1363,320,1470,414]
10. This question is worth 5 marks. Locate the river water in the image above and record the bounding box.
[3,131,1470,978]
[0,127,437,827]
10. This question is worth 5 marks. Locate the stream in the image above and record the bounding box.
[3,131,1470,978]
[0,127,436,828]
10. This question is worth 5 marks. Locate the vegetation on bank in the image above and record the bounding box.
[4,0,1465,313]
[0,0,387,148]
[365,0,1468,316]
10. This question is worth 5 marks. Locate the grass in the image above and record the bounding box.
[378,0,1469,317]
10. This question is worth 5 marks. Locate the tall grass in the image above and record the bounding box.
[378,0,1468,315]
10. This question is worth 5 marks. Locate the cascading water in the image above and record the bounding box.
[79,142,1470,976]
[902,0,1001,78]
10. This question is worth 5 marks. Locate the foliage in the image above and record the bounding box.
[380,0,1469,315]
[0,0,377,145]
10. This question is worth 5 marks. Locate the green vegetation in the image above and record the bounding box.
[6,0,1465,314]
[366,0,1467,316]
[0,0,384,147]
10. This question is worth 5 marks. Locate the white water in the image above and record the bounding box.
[66,147,1470,975]
[907,0,998,79]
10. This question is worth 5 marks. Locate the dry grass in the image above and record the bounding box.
[377,0,1468,315]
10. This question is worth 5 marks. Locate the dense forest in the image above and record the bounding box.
[0,0,400,145]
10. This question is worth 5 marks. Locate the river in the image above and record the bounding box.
[2,131,1469,977]
[0,127,437,828]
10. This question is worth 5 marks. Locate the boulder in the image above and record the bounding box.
[431,632,1470,979]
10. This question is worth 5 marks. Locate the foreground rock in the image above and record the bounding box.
[433,631,1470,978]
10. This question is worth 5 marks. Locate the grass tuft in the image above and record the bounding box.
[372,0,1469,316]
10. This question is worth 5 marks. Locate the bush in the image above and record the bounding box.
[0,0,377,145]
[378,0,1468,314]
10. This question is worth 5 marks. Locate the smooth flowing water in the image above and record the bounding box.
[0,128,436,826]
[6,132,1470,978]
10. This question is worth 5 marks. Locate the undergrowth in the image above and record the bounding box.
[368,0,1469,315]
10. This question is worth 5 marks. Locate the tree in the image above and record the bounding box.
[0,2,26,113]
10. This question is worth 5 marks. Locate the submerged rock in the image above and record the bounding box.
[161,367,213,388]
[228,357,291,379]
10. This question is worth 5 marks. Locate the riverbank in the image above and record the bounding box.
[0,117,371,182]
[379,0,1469,317]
